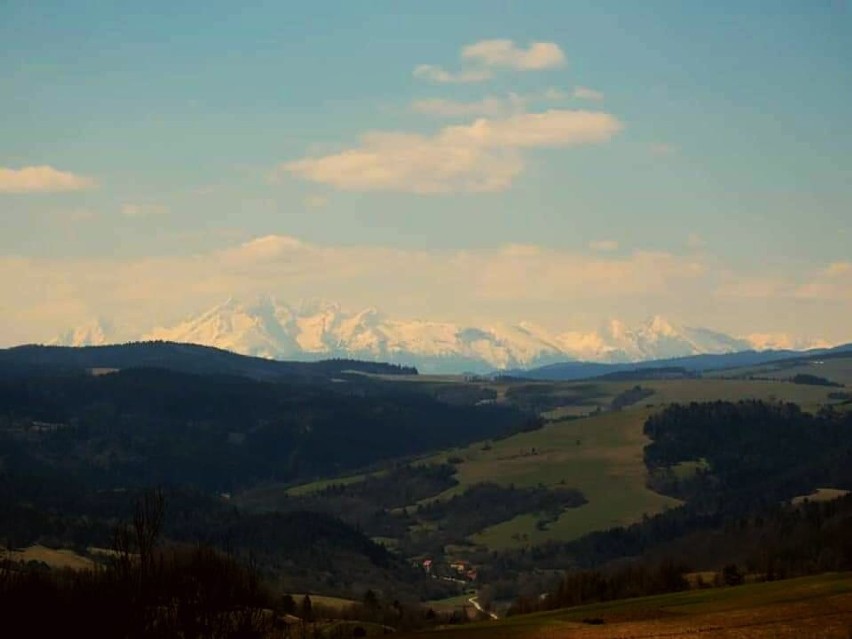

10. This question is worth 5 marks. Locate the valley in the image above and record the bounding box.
[2,342,852,636]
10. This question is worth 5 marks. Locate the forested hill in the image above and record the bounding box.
[0,366,535,492]
[0,341,417,380]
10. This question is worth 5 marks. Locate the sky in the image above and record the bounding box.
[1,0,851,346]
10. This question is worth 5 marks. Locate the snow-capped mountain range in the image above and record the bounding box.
[52,297,828,373]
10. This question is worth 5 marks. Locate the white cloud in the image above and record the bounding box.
[410,89,574,119]
[0,236,709,345]
[412,64,492,84]
[411,96,521,118]
[121,203,169,217]
[414,39,565,84]
[572,86,604,101]
[222,235,305,264]
[0,165,96,193]
[2,237,851,347]
[589,239,619,252]
[283,110,622,193]
[461,39,566,70]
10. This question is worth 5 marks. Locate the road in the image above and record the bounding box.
[467,596,499,620]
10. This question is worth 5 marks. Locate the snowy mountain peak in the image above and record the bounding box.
[51,318,113,347]
[54,298,831,373]
[644,315,678,337]
[295,298,341,316]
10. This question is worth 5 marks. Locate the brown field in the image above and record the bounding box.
[792,487,851,505]
[400,573,852,639]
[7,544,95,571]
[289,594,357,612]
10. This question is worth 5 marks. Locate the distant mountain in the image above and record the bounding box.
[52,296,832,374]
[52,318,113,347]
[512,343,852,381]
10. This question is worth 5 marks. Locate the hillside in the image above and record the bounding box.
[0,341,416,381]
[0,366,533,492]
[4,344,852,619]
[399,572,852,638]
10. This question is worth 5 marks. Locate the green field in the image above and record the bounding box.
[717,355,852,387]
[235,469,389,508]
[643,377,837,409]
[401,572,852,638]
[426,375,851,549]
[427,593,477,612]
[240,370,849,552]
[420,408,679,550]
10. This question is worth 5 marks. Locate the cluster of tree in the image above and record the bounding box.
[828,391,852,403]
[610,385,654,410]
[0,341,417,381]
[0,491,466,638]
[504,383,605,413]
[643,400,852,508]
[410,382,498,407]
[508,560,690,615]
[0,359,545,599]
[408,483,586,548]
[497,493,852,615]
[790,373,843,387]
[269,464,458,538]
[0,367,534,492]
[281,589,471,634]
[0,491,278,638]
[639,494,852,579]
[0,478,454,601]
[598,367,694,381]
[260,470,587,563]
[478,401,852,602]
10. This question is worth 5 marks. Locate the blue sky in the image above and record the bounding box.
[1,1,850,345]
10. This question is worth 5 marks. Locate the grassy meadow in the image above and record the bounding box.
[717,356,852,386]
[6,545,96,571]
[422,408,679,549]
[258,367,849,550]
[401,572,852,638]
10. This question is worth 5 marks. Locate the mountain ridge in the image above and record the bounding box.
[52,296,832,374]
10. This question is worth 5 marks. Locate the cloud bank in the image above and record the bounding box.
[0,235,848,347]
[284,110,622,193]
[413,39,566,84]
[412,64,493,84]
[0,166,96,193]
[461,39,566,70]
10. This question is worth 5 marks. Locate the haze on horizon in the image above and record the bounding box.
[1,1,850,348]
